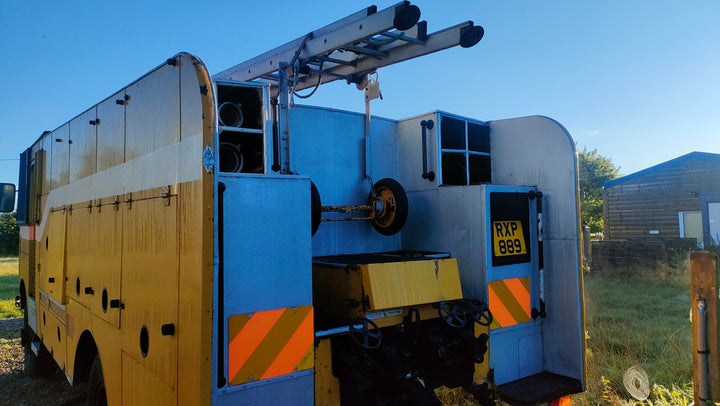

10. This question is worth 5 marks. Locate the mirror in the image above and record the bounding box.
[0,183,16,212]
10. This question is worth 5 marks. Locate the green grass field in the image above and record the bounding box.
[0,258,21,319]
[577,267,693,404]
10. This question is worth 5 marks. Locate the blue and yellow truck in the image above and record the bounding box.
[1,3,585,405]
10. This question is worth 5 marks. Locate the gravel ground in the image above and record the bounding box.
[0,317,86,406]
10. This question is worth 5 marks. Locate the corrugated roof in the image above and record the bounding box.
[604,151,720,189]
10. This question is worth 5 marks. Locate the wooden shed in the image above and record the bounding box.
[603,152,720,243]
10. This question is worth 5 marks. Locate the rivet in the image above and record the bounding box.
[248,376,254,382]
[293,307,297,313]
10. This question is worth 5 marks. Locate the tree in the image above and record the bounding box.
[578,148,619,233]
[0,212,19,257]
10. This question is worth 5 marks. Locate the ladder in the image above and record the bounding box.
[212,1,484,173]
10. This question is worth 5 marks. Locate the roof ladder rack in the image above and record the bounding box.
[212,2,484,174]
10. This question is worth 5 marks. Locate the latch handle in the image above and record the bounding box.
[420,120,435,181]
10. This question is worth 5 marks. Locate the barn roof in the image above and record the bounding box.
[604,151,720,189]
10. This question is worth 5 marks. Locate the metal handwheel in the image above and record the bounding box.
[438,301,467,328]
[349,317,382,349]
[467,299,493,326]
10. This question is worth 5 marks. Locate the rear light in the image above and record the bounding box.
[549,395,572,406]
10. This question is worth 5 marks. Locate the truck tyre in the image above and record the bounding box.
[23,347,38,377]
[24,345,53,378]
[87,355,107,406]
[369,178,408,236]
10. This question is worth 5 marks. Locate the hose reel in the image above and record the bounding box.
[310,178,408,237]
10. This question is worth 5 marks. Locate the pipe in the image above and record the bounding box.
[218,102,244,127]
[697,297,709,405]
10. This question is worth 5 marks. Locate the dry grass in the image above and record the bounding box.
[573,265,693,405]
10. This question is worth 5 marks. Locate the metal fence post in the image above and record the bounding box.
[691,252,720,405]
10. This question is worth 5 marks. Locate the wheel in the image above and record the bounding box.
[311,181,321,236]
[349,318,382,349]
[87,354,107,406]
[466,300,493,327]
[368,178,408,236]
[438,301,467,328]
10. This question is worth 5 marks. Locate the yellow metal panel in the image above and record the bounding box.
[97,90,126,171]
[38,210,66,303]
[50,124,69,190]
[66,298,123,406]
[94,202,122,327]
[314,338,341,406]
[122,352,176,406]
[65,202,122,327]
[66,206,93,309]
[177,179,210,405]
[473,322,490,385]
[29,149,43,224]
[69,108,97,182]
[18,236,35,299]
[37,302,67,371]
[361,259,463,310]
[121,196,178,388]
[125,64,180,161]
[312,264,364,323]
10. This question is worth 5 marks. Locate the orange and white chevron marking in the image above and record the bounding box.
[488,277,531,329]
[228,305,314,385]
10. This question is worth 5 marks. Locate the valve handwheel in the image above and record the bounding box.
[438,301,467,328]
[349,317,382,349]
[467,299,493,326]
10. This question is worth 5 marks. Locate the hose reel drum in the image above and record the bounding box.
[310,178,409,237]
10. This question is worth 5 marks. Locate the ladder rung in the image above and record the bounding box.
[312,55,357,67]
[378,31,426,45]
[343,45,388,58]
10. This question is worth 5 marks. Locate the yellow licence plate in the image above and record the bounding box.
[492,220,527,257]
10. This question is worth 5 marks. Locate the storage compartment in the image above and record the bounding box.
[216,83,266,174]
[439,114,491,185]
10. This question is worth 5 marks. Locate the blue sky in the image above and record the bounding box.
[1,1,718,187]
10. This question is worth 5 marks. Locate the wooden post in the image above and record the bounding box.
[691,252,720,404]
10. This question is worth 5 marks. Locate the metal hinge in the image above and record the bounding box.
[161,186,171,206]
[124,193,132,209]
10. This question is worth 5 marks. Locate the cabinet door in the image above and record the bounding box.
[121,196,178,388]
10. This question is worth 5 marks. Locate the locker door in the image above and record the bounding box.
[486,187,543,385]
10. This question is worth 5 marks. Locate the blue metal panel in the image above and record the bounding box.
[220,174,312,315]
[289,106,401,256]
[211,174,313,404]
[216,370,313,406]
[485,184,544,386]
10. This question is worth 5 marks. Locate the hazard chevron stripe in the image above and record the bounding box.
[488,277,531,329]
[228,305,314,385]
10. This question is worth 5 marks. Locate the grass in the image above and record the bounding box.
[0,257,21,319]
[576,265,693,404]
